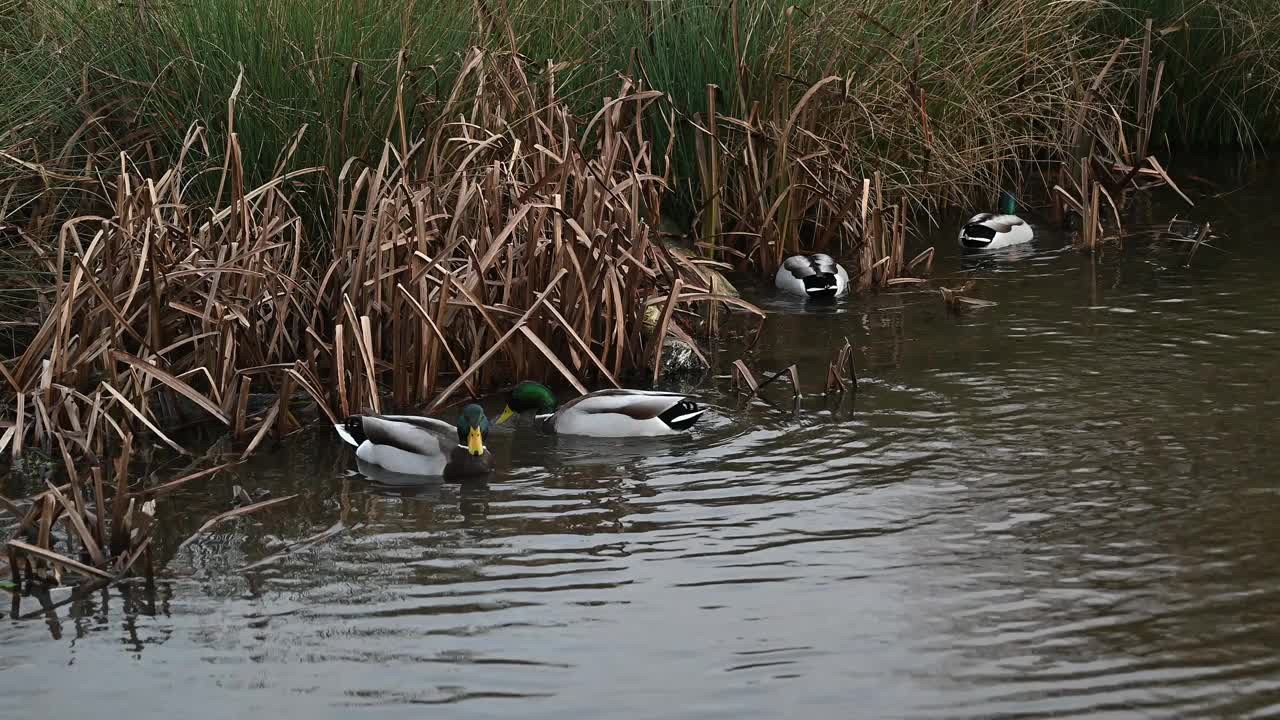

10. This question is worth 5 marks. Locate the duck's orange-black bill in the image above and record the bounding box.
[495,405,515,424]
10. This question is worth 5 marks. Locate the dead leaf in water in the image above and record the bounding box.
[939,285,996,312]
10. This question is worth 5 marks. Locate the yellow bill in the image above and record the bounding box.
[495,405,515,425]
[467,426,485,456]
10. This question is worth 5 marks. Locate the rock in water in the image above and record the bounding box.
[660,335,709,377]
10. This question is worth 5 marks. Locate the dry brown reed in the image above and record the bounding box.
[1050,27,1194,253]
[824,338,856,395]
[696,78,924,290]
[730,359,800,402]
[4,422,241,590]
[322,51,763,416]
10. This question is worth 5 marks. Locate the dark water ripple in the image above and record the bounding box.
[8,165,1280,718]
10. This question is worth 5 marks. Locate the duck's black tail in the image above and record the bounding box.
[659,400,706,430]
[960,223,996,248]
[802,273,839,298]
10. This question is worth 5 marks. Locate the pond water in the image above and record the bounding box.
[5,156,1280,719]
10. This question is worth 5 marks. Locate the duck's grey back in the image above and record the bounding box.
[361,415,456,455]
[782,253,838,278]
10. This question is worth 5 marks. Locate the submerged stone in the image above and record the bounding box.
[659,335,709,377]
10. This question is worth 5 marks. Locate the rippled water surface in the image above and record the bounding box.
[6,159,1280,719]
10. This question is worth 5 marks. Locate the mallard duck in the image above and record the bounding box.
[775,253,849,299]
[334,404,494,479]
[959,191,1034,249]
[495,381,705,437]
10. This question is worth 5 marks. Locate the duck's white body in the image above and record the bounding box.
[774,253,849,298]
[335,414,491,478]
[335,415,454,475]
[958,213,1033,250]
[543,389,706,437]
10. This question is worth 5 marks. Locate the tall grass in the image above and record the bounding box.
[1093,0,1280,147]
[9,0,1276,225]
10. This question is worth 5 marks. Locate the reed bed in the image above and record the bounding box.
[1,0,1272,483]
[0,49,761,470]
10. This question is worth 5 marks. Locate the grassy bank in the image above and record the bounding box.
[8,1,1278,202]
[1,0,1275,473]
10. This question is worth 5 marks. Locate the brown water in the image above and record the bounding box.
[5,157,1280,718]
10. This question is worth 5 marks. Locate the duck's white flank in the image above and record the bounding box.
[356,442,448,475]
[548,389,705,437]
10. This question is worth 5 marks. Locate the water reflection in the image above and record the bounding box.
[957,236,1045,270]
[5,578,169,650]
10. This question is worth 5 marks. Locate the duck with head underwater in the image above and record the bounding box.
[495,381,706,437]
[334,403,495,480]
[774,253,850,299]
[959,191,1034,250]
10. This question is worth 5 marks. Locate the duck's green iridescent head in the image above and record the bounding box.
[998,190,1017,215]
[496,381,557,423]
[456,403,490,456]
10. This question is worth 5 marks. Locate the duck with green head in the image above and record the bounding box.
[959,190,1034,250]
[496,381,706,437]
[335,403,495,480]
